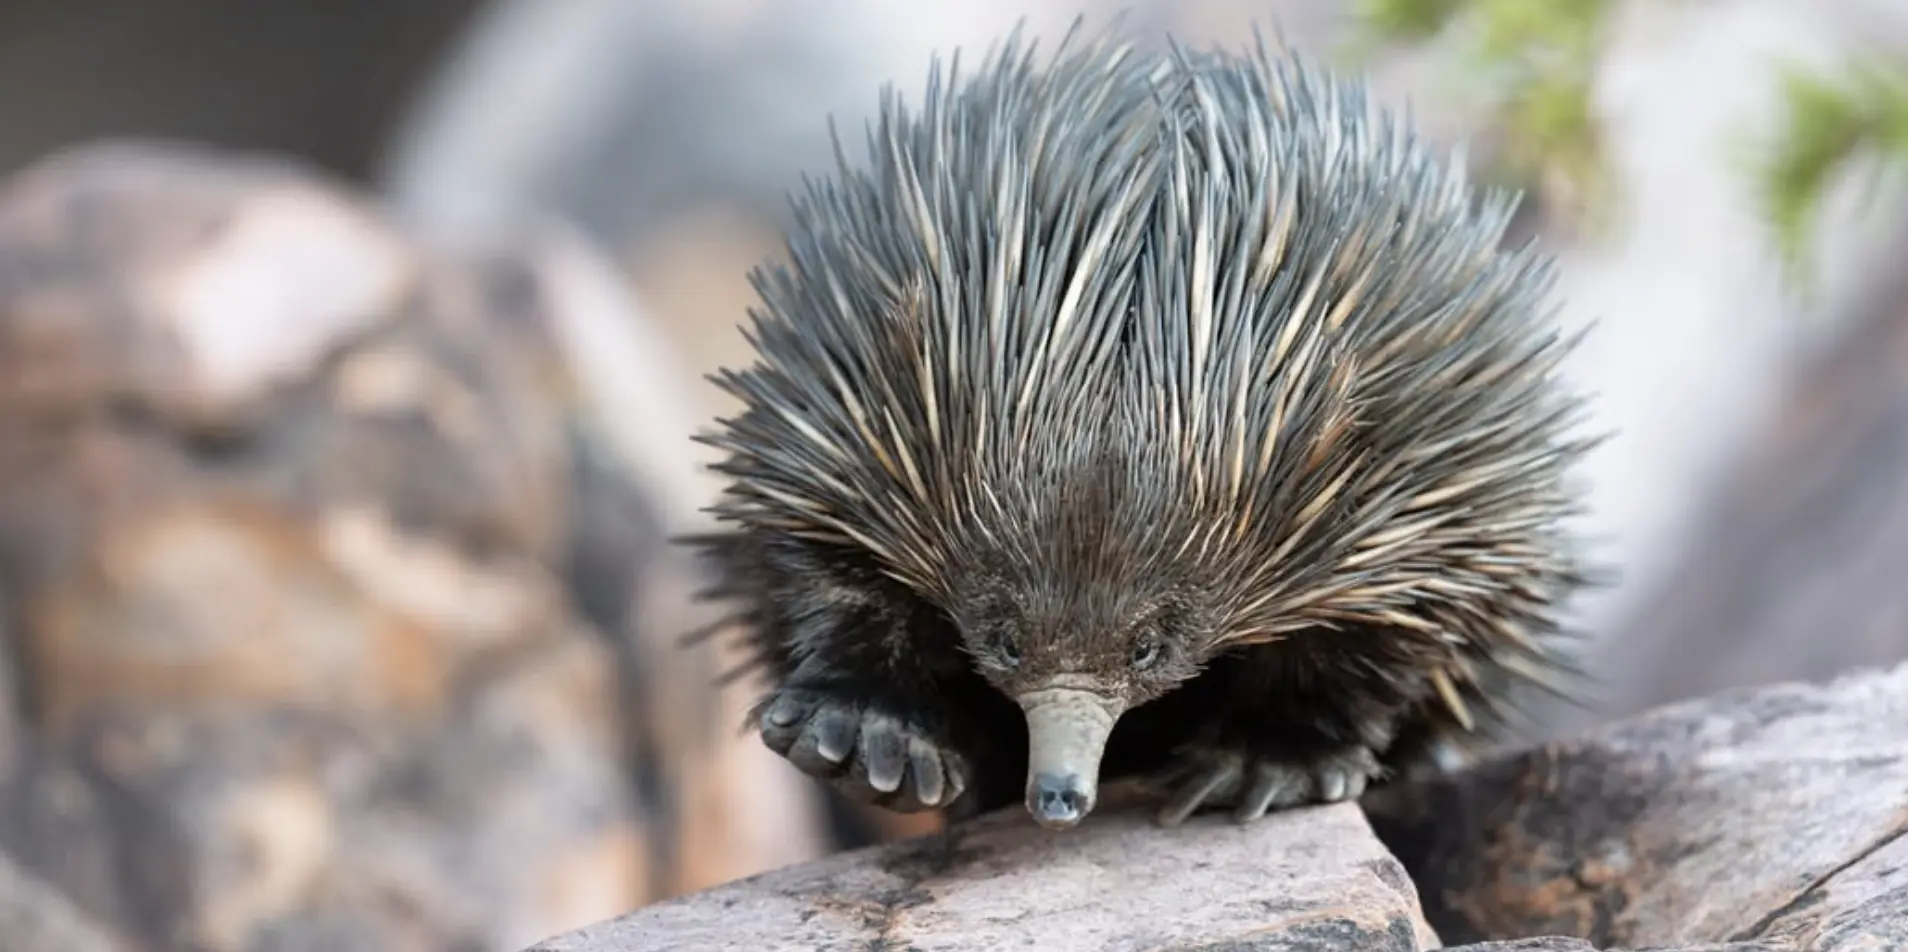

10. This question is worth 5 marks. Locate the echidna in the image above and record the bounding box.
[690,21,1596,831]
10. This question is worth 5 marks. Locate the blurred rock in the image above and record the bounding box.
[526,787,1440,952]
[1584,255,1908,723]
[0,847,130,952]
[0,2,482,182]
[0,140,826,952]
[1368,662,1908,950]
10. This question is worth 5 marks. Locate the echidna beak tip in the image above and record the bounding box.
[1026,771,1093,829]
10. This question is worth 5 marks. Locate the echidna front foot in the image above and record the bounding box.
[756,687,970,813]
[1151,743,1382,826]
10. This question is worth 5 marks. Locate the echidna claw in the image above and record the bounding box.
[757,688,968,813]
[1151,744,1380,826]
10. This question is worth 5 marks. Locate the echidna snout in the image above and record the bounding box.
[1016,685,1124,829]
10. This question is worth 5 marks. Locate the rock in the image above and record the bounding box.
[1441,941,1599,952]
[1440,940,1775,952]
[0,3,476,181]
[1581,256,1908,728]
[1368,662,1908,951]
[0,140,828,951]
[525,788,1441,952]
[0,847,129,952]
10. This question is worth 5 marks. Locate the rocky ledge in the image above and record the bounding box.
[527,661,1908,951]
[1372,660,1908,950]
[530,787,1437,951]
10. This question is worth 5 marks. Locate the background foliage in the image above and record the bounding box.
[1348,0,1908,285]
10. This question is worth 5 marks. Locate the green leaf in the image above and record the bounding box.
[1746,58,1908,287]
[1353,0,1468,42]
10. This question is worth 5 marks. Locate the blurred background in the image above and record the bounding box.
[0,1,1906,949]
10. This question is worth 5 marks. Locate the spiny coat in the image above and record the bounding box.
[689,21,1599,828]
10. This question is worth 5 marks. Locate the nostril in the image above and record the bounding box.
[1030,771,1091,822]
[1039,786,1082,813]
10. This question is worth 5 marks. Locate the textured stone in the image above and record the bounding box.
[1441,940,1778,952]
[1442,941,1600,952]
[1370,662,1908,951]
[527,789,1440,952]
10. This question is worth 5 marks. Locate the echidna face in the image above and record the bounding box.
[949,567,1213,829]
[955,584,1207,704]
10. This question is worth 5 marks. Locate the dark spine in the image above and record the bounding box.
[1108,631,1442,775]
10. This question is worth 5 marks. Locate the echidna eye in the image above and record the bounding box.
[1130,637,1161,670]
[995,633,1021,667]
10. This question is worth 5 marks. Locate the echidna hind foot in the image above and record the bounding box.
[756,687,970,813]
[1151,743,1383,826]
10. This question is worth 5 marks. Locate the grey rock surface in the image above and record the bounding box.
[527,788,1440,952]
[1370,662,1908,951]
[1443,939,1780,952]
